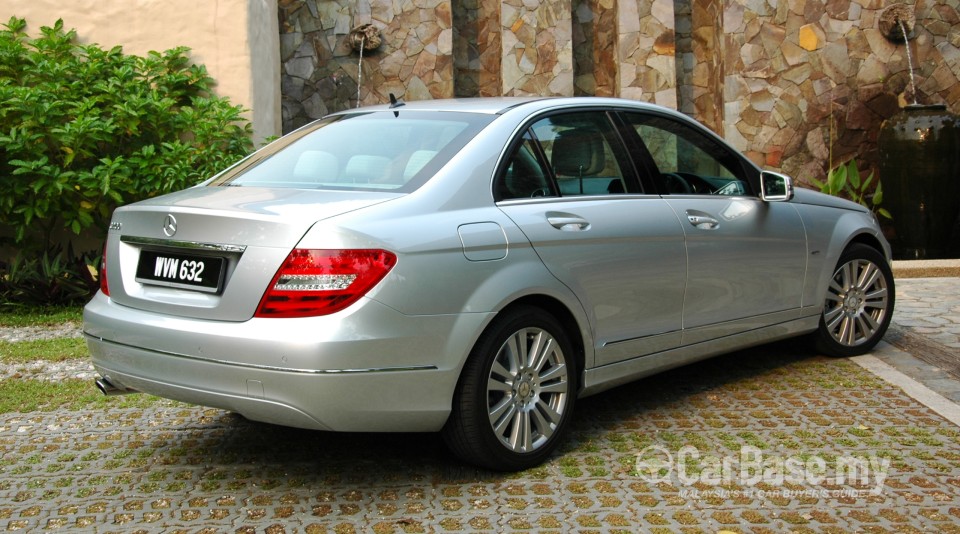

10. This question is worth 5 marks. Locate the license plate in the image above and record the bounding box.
[135,250,225,293]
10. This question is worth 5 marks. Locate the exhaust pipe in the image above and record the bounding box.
[95,376,139,396]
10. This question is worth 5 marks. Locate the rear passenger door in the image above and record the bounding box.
[495,110,688,367]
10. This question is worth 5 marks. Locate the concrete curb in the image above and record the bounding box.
[853,343,960,428]
[893,259,960,278]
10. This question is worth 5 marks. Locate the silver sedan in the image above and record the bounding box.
[84,97,894,470]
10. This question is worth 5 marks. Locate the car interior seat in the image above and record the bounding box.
[551,130,605,195]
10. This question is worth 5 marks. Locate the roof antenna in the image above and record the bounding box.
[389,93,405,109]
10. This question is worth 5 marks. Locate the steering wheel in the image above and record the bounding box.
[530,188,549,198]
[663,173,693,194]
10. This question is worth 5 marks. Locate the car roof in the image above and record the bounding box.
[330,96,677,117]
[327,97,542,115]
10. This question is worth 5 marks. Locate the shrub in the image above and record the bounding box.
[0,17,253,304]
[810,159,892,220]
[0,245,98,306]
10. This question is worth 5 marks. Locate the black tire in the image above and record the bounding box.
[814,243,895,357]
[442,306,577,471]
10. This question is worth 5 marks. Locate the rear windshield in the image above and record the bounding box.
[211,111,493,192]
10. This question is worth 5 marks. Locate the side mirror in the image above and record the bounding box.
[760,171,794,202]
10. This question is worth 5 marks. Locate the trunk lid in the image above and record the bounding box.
[105,186,399,321]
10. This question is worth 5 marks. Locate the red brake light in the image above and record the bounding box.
[255,249,397,318]
[100,243,110,296]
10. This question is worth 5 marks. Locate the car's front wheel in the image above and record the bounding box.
[443,306,577,471]
[815,243,895,357]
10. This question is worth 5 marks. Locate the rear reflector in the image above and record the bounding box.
[100,243,110,296]
[255,249,397,318]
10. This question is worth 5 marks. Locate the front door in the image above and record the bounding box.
[621,112,807,344]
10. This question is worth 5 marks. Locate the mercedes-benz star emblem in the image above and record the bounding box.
[162,214,177,237]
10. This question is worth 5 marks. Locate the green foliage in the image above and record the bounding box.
[0,378,172,414]
[0,17,253,305]
[0,246,98,305]
[0,17,253,249]
[0,304,82,327]
[810,159,892,220]
[0,337,88,364]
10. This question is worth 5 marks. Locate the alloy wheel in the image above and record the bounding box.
[823,257,891,348]
[486,326,570,454]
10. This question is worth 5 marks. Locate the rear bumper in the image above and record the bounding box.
[84,293,491,432]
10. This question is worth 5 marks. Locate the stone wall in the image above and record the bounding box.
[453,1,502,97]
[572,0,618,97]
[501,0,575,96]
[618,0,679,105]
[278,0,960,187]
[722,0,960,183]
[279,0,453,132]
[677,0,726,135]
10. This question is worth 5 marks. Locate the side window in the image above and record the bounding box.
[626,114,752,196]
[532,113,629,196]
[496,132,555,200]
[496,112,632,201]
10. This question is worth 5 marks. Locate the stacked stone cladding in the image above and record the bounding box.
[279,0,960,187]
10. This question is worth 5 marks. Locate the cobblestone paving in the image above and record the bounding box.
[2,342,960,533]
[895,278,960,350]
[2,277,959,532]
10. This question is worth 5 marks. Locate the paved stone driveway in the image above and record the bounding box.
[895,278,960,350]
[1,279,959,532]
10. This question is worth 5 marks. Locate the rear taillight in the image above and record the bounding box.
[99,243,110,296]
[255,249,397,318]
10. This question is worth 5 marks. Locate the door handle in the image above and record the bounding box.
[547,215,590,231]
[686,211,719,229]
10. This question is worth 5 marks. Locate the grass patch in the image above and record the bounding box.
[0,337,88,364]
[0,306,83,328]
[0,378,173,414]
